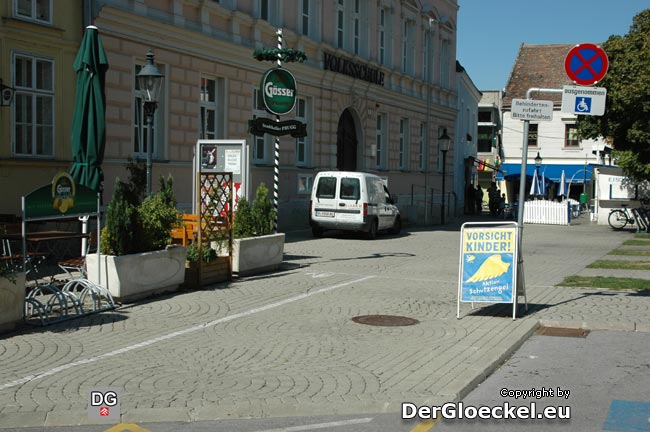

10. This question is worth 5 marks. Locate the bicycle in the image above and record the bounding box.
[608,204,635,230]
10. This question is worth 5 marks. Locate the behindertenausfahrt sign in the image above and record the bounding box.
[511,99,554,122]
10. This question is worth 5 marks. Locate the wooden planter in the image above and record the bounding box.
[183,256,231,288]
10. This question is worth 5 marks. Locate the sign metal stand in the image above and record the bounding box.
[457,221,527,320]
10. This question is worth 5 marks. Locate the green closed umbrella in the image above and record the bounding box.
[70,25,109,194]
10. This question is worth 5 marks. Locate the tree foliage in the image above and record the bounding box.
[577,9,650,182]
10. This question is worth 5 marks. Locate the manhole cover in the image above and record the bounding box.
[351,315,419,327]
[536,327,590,338]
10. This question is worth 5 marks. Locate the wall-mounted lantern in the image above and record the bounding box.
[0,79,15,107]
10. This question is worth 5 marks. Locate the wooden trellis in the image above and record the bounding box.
[197,172,233,284]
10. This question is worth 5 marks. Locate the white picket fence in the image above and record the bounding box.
[523,200,569,225]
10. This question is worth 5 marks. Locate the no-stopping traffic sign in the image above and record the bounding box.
[564,43,609,86]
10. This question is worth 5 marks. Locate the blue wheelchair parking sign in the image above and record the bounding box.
[575,97,592,113]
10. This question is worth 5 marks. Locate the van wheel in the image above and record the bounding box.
[390,216,402,235]
[311,226,323,238]
[366,220,378,240]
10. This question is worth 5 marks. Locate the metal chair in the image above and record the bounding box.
[58,231,96,279]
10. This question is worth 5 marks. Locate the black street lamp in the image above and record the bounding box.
[439,128,451,224]
[534,151,542,197]
[136,49,164,197]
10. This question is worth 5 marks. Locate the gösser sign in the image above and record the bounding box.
[260,68,297,115]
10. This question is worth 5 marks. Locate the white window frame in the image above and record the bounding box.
[402,19,415,74]
[419,122,426,171]
[14,0,52,24]
[300,0,310,36]
[375,114,386,169]
[133,61,166,160]
[437,126,445,173]
[352,0,360,55]
[422,29,430,81]
[295,97,311,167]
[297,173,313,195]
[378,8,386,65]
[528,123,539,148]
[259,0,269,20]
[565,124,580,148]
[258,0,280,25]
[336,0,344,49]
[402,20,408,72]
[199,76,224,140]
[440,38,451,88]
[12,52,54,158]
[399,118,409,171]
[252,88,271,165]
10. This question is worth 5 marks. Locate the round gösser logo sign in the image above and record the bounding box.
[564,43,609,86]
[261,68,297,115]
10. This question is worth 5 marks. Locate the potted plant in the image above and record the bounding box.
[182,242,230,288]
[0,226,26,333]
[87,175,186,302]
[232,182,285,276]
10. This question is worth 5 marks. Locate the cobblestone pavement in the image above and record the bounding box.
[0,218,648,428]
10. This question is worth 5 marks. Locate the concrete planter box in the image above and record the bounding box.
[0,272,26,333]
[87,246,187,302]
[232,233,285,277]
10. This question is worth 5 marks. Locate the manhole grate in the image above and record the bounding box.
[351,315,419,327]
[536,327,590,338]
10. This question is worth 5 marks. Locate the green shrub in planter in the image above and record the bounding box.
[233,183,276,238]
[185,243,217,263]
[101,175,181,256]
[138,176,180,252]
[101,180,137,256]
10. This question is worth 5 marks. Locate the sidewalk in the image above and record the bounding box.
[0,216,648,429]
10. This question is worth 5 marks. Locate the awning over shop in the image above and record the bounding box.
[497,163,592,184]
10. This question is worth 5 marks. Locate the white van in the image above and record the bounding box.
[309,171,401,239]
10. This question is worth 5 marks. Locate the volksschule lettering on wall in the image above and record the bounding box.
[323,52,385,86]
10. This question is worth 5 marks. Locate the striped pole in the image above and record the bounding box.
[273,28,282,233]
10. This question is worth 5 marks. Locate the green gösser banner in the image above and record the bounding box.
[260,68,297,115]
[457,222,525,320]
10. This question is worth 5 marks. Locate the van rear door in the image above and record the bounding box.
[313,175,338,220]
[336,176,363,224]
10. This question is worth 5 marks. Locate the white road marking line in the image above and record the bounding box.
[305,272,335,278]
[0,275,375,391]
[251,417,374,432]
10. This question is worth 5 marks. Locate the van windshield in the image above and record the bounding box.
[340,178,360,200]
[316,177,337,199]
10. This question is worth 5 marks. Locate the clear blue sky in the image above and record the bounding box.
[457,0,650,91]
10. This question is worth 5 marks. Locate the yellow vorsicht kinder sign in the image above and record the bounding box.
[457,222,525,320]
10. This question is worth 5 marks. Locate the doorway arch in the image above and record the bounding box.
[336,108,358,171]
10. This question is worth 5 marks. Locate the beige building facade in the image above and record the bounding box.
[0,0,83,217]
[1,0,460,230]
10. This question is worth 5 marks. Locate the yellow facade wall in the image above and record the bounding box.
[0,1,83,216]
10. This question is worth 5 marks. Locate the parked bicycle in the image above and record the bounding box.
[608,204,636,230]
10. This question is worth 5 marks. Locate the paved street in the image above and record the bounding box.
[432,330,650,432]
[0,217,649,430]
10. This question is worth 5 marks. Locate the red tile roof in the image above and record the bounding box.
[503,44,576,109]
